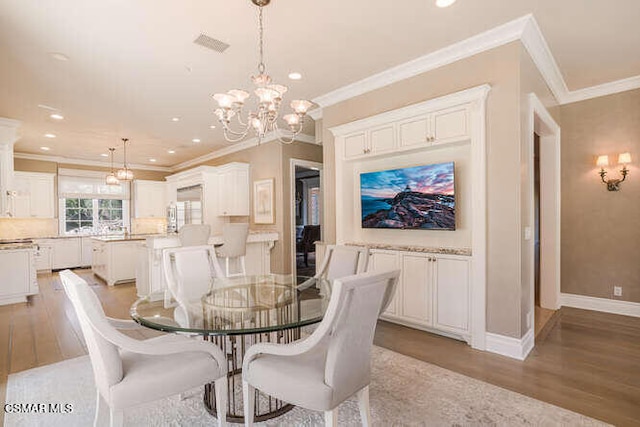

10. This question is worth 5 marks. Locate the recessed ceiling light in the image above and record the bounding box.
[50,52,69,61]
[100,153,109,157]
[192,138,201,143]
[436,0,456,7]
[44,133,56,138]
[50,113,64,120]
[209,125,216,129]
[149,158,157,162]
[288,72,302,80]
[167,150,176,154]
[172,117,180,122]
[40,146,51,151]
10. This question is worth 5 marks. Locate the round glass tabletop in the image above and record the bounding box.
[130,274,331,336]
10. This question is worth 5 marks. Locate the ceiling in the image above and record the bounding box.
[1,0,638,168]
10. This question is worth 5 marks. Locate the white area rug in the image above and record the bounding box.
[4,346,607,426]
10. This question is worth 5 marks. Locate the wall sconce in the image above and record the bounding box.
[597,152,631,191]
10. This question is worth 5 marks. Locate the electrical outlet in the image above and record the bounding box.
[613,286,623,297]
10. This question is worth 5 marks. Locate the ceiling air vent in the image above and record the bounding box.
[193,33,230,53]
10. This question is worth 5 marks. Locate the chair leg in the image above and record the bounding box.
[356,386,371,427]
[94,390,108,427]
[225,257,230,277]
[239,256,247,276]
[215,377,227,427]
[242,381,255,427]
[324,409,338,427]
[109,408,123,427]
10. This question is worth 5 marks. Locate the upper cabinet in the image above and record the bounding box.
[133,180,166,218]
[217,162,250,216]
[341,103,470,160]
[12,172,55,218]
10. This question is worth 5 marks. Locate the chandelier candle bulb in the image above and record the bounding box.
[228,89,250,104]
[283,114,300,126]
[291,99,313,114]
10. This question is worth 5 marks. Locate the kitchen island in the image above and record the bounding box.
[0,242,38,305]
[92,235,148,286]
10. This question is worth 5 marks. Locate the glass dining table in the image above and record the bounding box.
[130,274,331,423]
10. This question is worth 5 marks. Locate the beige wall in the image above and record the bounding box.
[181,141,322,274]
[560,89,640,303]
[322,42,524,337]
[517,44,559,335]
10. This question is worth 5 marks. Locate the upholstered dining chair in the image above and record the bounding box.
[178,223,211,246]
[297,245,370,291]
[162,245,226,325]
[59,270,228,427]
[215,222,250,277]
[242,269,400,427]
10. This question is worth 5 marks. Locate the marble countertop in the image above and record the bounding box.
[343,241,471,256]
[91,234,159,242]
[0,243,36,251]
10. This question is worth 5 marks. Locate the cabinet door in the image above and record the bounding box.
[35,244,53,271]
[398,115,430,148]
[0,251,31,296]
[401,253,431,324]
[369,125,395,155]
[81,237,93,266]
[53,238,82,269]
[218,165,249,216]
[29,176,55,218]
[432,106,469,144]
[369,250,400,317]
[433,256,470,333]
[343,133,367,158]
[135,181,166,218]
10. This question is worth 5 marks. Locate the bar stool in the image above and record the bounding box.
[216,223,250,277]
[178,224,211,246]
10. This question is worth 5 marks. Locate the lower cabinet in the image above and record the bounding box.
[52,238,82,270]
[92,240,140,286]
[0,249,38,305]
[369,249,471,342]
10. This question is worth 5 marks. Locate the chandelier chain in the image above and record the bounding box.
[257,6,265,75]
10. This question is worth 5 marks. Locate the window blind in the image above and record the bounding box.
[57,170,130,200]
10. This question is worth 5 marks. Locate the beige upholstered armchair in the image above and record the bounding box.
[59,270,228,427]
[242,269,400,426]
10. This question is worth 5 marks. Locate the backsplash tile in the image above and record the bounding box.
[0,218,58,239]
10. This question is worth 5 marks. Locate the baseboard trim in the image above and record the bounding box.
[485,328,534,361]
[560,293,640,318]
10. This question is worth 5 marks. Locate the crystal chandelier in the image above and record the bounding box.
[116,138,134,181]
[106,147,120,186]
[213,0,314,144]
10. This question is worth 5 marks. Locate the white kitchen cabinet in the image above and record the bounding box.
[343,125,396,159]
[92,238,142,286]
[372,248,471,341]
[217,163,250,216]
[52,238,82,270]
[12,172,55,218]
[432,106,469,145]
[369,250,401,317]
[134,180,166,218]
[80,237,93,266]
[0,248,37,305]
[433,255,470,334]
[34,241,53,272]
[398,115,430,148]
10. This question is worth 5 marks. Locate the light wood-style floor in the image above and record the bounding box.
[2,270,640,426]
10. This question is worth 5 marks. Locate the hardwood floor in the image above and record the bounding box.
[2,270,639,426]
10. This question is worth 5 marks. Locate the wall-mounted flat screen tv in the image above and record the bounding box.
[360,162,455,230]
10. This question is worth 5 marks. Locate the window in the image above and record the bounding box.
[61,198,127,235]
[308,187,320,225]
[57,169,130,235]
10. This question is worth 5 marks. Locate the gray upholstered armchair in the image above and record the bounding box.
[242,269,400,426]
[59,270,228,427]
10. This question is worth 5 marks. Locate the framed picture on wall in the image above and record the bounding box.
[254,178,274,224]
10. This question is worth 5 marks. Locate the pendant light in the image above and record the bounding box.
[106,147,120,186]
[116,138,134,181]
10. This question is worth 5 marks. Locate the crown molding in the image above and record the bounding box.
[312,15,531,110]
[171,132,317,172]
[12,152,172,172]
[309,13,640,111]
[0,117,21,129]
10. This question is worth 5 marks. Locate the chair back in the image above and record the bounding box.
[318,269,400,403]
[298,225,321,251]
[317,245,369,281]
[178,224,211,246]
[59,270,123,401]
[163,245,224,306]
[217,223,249,258]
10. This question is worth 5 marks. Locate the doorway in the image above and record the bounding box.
[528,94,561,340]
[289,159,323,277]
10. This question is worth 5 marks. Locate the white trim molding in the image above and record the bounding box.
[486,328,534,361]
[310,14,640,111]
[13,152,171,172]
[561,293,640,318]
